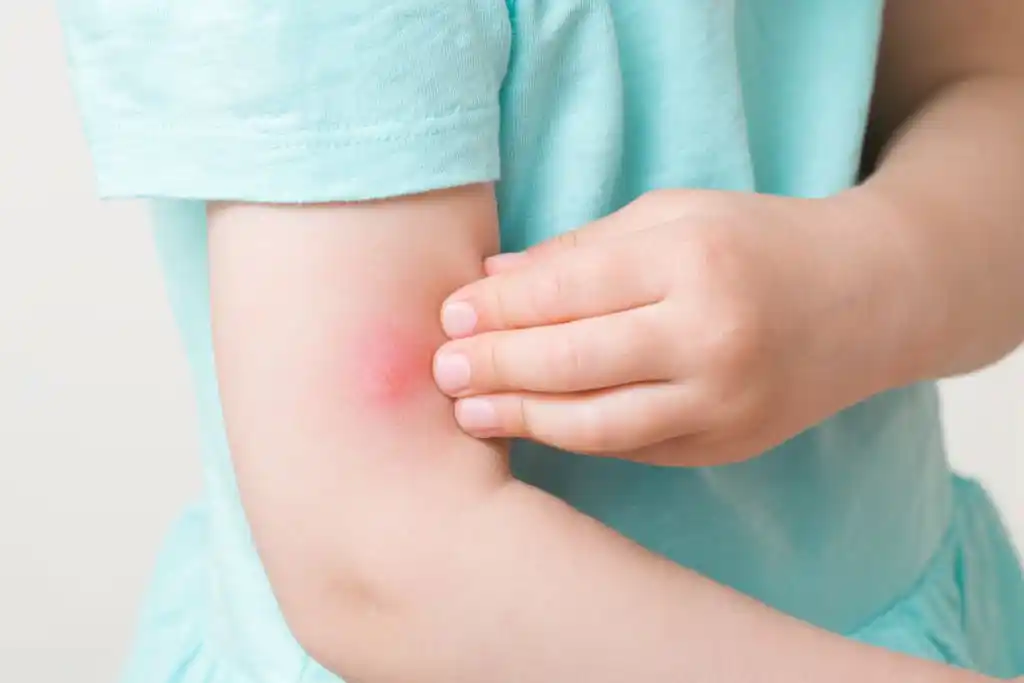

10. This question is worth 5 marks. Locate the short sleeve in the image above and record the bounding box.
[56,1,511,202]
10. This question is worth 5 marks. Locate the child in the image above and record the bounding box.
[58,1,1023,681]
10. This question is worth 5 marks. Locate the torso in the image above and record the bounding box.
[495,0,952,632]
[137,2,954,681]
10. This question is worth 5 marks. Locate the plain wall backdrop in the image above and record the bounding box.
[1,5,1020,683]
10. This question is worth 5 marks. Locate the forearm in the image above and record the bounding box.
[846,76,1024,387]
[307,476,992,683]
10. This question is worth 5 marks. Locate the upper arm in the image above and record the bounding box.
[869,0,1024,145]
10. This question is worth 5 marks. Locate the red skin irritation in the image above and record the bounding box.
[354,323,436,411]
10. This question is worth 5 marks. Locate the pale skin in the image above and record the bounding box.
[208,2,1023,683]
[435,2,1024,464]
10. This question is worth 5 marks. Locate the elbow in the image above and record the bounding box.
[266,491,505,679]
[278,594,348,674]
[273,558,411,678]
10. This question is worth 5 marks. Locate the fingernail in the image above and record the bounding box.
[484,252,527,273]
[433,353,471,394]
[456,398,498,433]
[442,301,477,338]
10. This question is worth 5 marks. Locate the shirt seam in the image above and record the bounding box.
[84,104,499,142]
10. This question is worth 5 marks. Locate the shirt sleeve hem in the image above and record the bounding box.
[86,107,502,203]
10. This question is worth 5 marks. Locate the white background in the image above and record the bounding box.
[1,4,1020,683]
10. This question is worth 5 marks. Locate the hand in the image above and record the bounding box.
[432,189,902,466]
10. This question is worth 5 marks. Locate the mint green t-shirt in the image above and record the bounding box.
[59,2,1024,681]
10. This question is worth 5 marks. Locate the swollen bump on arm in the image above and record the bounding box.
[354,321,435,411]
[341,317,509,486]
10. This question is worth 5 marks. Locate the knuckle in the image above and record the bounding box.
[560,230,583,250]
[589,246,627,285]
[489,281,515,329]
[550,333,587,387]
[679,240,764,378]
[638,188,680,215]
[634,306,675,356]
[705,307,763,380]
[536,231,579,257]
[529,269,567,319]
[694,310,771,428]
[485,335,513,388]
[676,227,737,278]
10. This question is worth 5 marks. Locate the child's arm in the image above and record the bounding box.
[853,0,1024,384]
[58,0,1009,678]
[207,186,993,683]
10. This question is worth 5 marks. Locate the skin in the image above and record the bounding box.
[354,321,438,411]
[436,192,889,464]
[206,2,1022,682]
[210,191,999,683]
[435,1,1024,468]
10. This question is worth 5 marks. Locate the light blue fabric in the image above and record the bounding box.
[58,1,1024,680]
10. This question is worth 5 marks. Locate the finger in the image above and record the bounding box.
[483,251,530,276]
[453,383,699,454]
[482,212,633,276]
[484,192,682,273]
[527,200,664,257]
[443,239,665,338]
[434,304,673,396]
[528,212,627,257]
